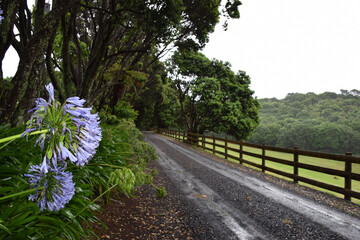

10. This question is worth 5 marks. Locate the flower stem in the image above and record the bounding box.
[85,163,126,169]
[63,184,117,229]
[0,187,44,202]
[0,129,49,144]
[0,139,15,150]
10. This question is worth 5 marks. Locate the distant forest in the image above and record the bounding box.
[248,90,360,155]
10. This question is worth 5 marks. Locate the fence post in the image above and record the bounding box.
[345,152,352,201]
[189,132,193,145]
[239,142,243,165]
[202,135,205,149]
[224,138,228,159]
[213,136,216,154]
[262,144,265,173]
[293,146,299,184]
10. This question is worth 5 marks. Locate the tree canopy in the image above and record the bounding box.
[0,0,261,146]
[0,0,242,125]
[166,49,260,139]
[248,91,360,154]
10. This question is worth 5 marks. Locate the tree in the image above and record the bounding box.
[169,50,260,140]
[134,75,180,130]
[248,123,281,146]
[276,122,315,150]
[248,91,360,154]
[0,0,243,125]
[0,0,77,124]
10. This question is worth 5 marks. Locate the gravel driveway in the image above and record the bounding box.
[145,132,360,240]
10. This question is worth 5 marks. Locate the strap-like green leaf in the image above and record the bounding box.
[0,223,12,235]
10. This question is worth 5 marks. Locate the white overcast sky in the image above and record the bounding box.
[2,0,360,99]
[202,0,360,99]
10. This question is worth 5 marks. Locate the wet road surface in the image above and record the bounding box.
[145,132,360,240]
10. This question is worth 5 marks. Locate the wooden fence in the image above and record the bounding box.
[158,128,360,202]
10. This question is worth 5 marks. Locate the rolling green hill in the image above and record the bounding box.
[248,90,360,155]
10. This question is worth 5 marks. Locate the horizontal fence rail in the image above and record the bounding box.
[158,128,360,202]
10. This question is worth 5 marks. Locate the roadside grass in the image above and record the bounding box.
[195,138,360,204]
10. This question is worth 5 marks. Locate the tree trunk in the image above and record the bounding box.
[11,55,46,125]
[0,0,77,124]
[0,0,19,85]
[80,15,114,101]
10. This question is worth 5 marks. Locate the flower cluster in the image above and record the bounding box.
[25,157,75,211]
[23,83,101,211]
[63,97,102,166]
[0,8,3,23]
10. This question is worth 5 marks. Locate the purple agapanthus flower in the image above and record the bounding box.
[23,83,102,168]
[22,83,102,212]
[66,96,86,107]
[23,85,52,135]
[45,83,55,102]
[59,142,77,164]
[0,9,3,23]
[63,97,102,166]
[25,156,75,211]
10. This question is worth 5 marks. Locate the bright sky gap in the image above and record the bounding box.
[202,0,360,99]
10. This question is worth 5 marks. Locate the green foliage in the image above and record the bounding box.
[0,0,243,125]
[109,168,136,196]
[155,186,167,198]
[0,120,157,239]
[225,0,242,19]
[0,125,93,240]
[135,66,181,130]
[99,101,139,125]
[248,91,360,154]
[169,50,260,140]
